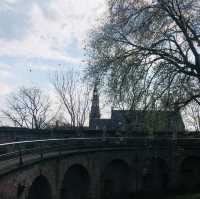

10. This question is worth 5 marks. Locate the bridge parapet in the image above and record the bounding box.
[0,136,198,179]
[0,137,177,171]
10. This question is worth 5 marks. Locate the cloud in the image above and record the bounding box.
[0,37,83,65]
[2,0,21,4]
[0,63,12,79]
[0,83,13,95]
[0,10,29,40]
[0,0,107,65]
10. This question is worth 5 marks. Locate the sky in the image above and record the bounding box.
[0,0,107,124]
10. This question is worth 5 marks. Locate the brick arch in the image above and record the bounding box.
[60,164,91,199]
[101,154,132,171]
[101,159,131,199]
[141,157,169,193]
[179,156,200,192]
[28,174,52,199]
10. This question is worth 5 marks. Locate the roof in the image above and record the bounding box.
[90,109,185,133]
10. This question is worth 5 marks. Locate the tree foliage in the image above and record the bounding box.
[87,0,200,110]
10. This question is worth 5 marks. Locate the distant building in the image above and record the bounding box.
[89,85,185,134]
[89,83,101,127]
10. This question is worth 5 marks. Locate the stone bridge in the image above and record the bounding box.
[0,136,199,199]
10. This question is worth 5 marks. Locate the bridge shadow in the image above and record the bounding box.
[141,158,169,193]
[28,175,52,199]
[179,157,200,193]
[101,159,131,199]
[60,164,90,199]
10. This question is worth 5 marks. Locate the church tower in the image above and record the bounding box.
[89,83,100,128]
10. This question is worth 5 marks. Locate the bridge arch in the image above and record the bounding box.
[141,157,169,193]
[101,159,131,199]
[179,156,200,192]
[60,164,90,199]
[28,174,52,199]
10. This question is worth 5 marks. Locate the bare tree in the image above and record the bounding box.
[182,101,200,131]
[87,0,200,110]
[45,112,72,129]
[2,87,52,129]
[52,69,90,128]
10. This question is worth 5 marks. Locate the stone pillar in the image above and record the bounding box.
[167,140,180,192]
[88,157,101,199]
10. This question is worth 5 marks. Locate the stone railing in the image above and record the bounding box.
[0,137,175,165]
[0,126,188,143]
[0,136,199,175]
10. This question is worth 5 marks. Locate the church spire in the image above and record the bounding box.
[89,82,100,127]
